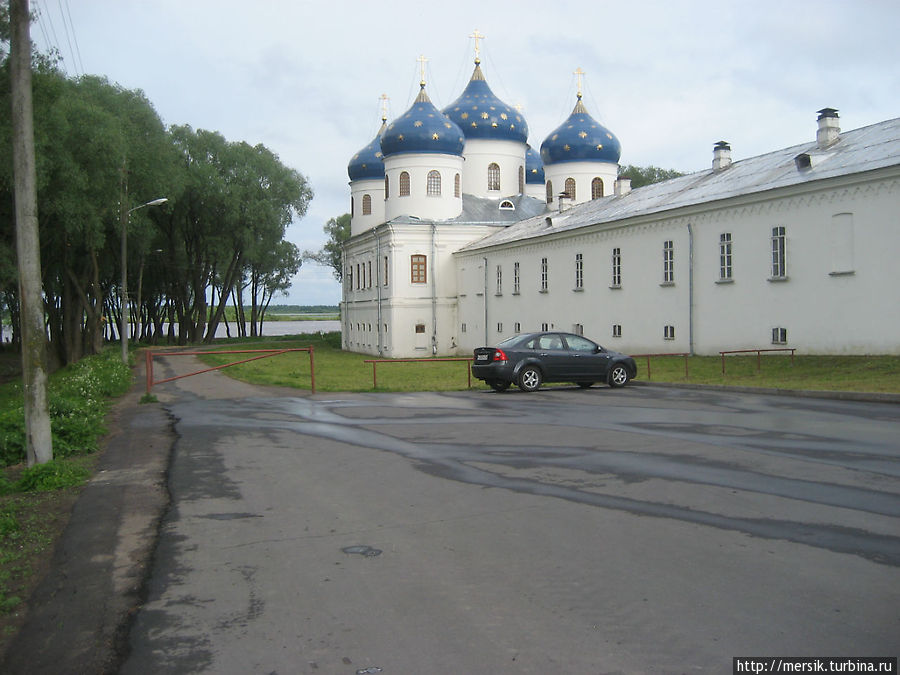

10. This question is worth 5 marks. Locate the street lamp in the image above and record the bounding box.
[121,197,168,363]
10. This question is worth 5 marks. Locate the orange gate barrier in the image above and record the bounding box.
[363,357,473,389]
[146,347,315,394]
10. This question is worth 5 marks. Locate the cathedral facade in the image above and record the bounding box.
[342,52,900,358]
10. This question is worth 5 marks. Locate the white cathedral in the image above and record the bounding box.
[341,45,900,358]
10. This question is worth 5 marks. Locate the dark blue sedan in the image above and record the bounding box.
[472,331,637,392]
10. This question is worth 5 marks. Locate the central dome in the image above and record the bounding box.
[380,85,465,158]
[442,63,528,144]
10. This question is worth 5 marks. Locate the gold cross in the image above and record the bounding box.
[417,55,429,87]
[574,67,585,98]
[470,29,485,63]
[380,93,389,122]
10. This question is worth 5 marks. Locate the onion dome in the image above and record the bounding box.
[540,94,621,165]
[442,62,528,143]
[348,120,387,181]
[525,144,544,184]
[380,85,465,158]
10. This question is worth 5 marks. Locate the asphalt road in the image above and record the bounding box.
[120,361,900,674]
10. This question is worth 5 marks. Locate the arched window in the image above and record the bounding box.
[384,175,389,199]
[487,163,500,191]
[350,196,354,216]
[499,200,515,211]
[399,171,410,197]
[362,194,372,215]
[565,177,576,200]
[518,166,525,194]
[591,177,604,199]
[454,173,461,198]
[546,180,553,203]
[427,170,441,196]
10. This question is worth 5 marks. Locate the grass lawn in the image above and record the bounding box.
[193,333,900,394]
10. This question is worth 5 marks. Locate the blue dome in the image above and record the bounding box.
[442,63,528,144]
[540,96,621,166]
[525,145,544,184]
[380,86,465,158]
[348,122,386,181]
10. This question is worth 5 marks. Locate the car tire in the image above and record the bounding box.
[488,379,511,392]
[576,382,594,389]
[517,366,542,392]
[608,364,630,388]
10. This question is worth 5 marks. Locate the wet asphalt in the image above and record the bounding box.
[119,357,899,674]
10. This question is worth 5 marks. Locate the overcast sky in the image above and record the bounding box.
[29,0,900,306]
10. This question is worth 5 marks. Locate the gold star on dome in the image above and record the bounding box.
[375,152,382,158]
[432,133,439,140]
[500,113,508,120]
[481,112,489,119]
[444,122,452,128]
[564,144,571,151]
[552,134,559,141]
[596,144,603,150]
[414,121,423,127]
[579,131,587,138]
[398,134,404,141]
[461,112,469,120]
[491,122,498,127]
[471,122,477,127]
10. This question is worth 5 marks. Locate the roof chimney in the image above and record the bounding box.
[614,176,632,196]
[558,192,573,213]
[817,108,840,148]
[712,141,732,171]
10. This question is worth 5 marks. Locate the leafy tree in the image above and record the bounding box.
[305,213,350,281]
[618,165,684,188]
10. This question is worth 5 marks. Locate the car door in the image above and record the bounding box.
[533,333,569,381]
[561,334,609,380]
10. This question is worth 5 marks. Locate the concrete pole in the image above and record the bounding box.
[10,0,53,465]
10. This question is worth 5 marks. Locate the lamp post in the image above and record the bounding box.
[121,197,167,363]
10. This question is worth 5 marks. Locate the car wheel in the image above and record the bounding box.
[517,366,542,392]
[576,382,594,389]
[608,364,630,388]
[488,379,511,392]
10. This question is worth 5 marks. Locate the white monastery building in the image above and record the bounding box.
[342,45,900,358]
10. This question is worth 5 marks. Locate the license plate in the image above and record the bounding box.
[476,354,489,361]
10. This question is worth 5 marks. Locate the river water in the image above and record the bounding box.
[0,320,341,343]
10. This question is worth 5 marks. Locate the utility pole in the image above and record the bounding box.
[11,0,53,465]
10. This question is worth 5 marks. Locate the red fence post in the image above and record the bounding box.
[146,350,153,395]
[308,347,316,394]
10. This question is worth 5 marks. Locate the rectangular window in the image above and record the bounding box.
[540,257,548,292]
[611,248,621,287]
[496,265,502,295]
[663,240,674,283]
[514,322,521,333]
[497,322,503,333]
[772,327,787,344]
[348,267,353,291]
[771,226,787,278]
[411,254,427,283]
[573,323,584,335]
[575,253,583,289]
[384,256,389,287]
[664,325,675,340]
[367,261,372,289]
[719,233,733,280]
[461,323,467,333]
[415,323,426,334]
[356,263,361,290]
[513,262,520,294]
[541,322,549,331]
[612,324,622,338]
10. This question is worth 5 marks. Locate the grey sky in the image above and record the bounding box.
[30,0,900,305]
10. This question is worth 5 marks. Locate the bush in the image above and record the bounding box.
[13,460,90,492]
[0,348,132,467]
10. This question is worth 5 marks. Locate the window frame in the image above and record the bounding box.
[771,226,787,278]
[719,232,733,281]
[410,254,427,284]
[540,257,548,292]
[399,171,411,197]
[575,253,583,290]
[426,170,441,196]
[487,163,500,191]
[362,193,372,215]
[513,261,520,294]
[611,248,622,288]
[564,177,576,200]
[591,177,604,199]
[662,240,674,284]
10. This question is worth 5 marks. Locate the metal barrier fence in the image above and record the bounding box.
[630,352,690,380]
[719,348,795,375]
[363,357,473,389]
[145,347,316,394]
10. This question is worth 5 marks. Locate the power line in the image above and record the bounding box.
[58,0,85,76]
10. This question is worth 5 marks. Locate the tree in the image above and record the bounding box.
[618,165,684,189]
[305,213,350,281]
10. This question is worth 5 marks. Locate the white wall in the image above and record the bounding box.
[384,154,464,222]
[459,139,526,198]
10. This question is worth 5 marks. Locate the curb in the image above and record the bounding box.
[630,379,900,405]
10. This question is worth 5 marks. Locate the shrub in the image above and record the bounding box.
[13,460,90,492]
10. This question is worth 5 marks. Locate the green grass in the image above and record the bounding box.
[637,354,900,393]
[195,333,900,394]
